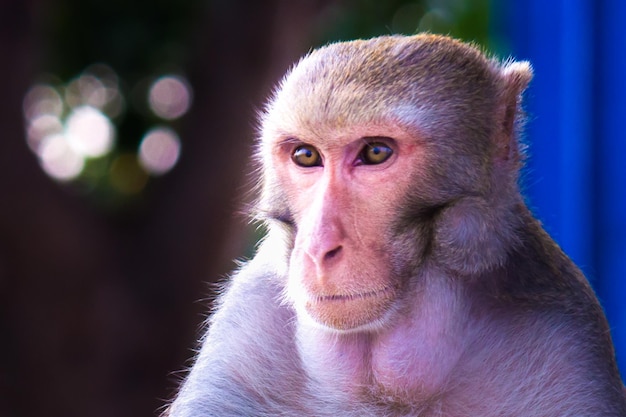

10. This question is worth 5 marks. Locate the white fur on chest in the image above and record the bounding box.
[295,277,467,405]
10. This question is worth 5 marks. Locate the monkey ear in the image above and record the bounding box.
[497,60,533,162]
[501,61,533,95]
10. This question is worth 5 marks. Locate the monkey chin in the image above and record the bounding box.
[302,286,397,333]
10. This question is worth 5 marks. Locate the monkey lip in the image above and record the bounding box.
[304,285,397,331]
[313,286,395,303]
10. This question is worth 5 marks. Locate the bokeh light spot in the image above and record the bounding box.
[138,127,181,175]
[148,75,192,120]
[37,134,85,181]
[65,74,107,109]
[22,64,183,194]
[110,153,149,194]
[418,9,451,33]
[23,85,64,120]
[26,114,64,152]
[63,66,125,118]
[391,4,423,34]
[65,106,115,157]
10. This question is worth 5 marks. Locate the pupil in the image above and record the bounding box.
[305,149,312,158]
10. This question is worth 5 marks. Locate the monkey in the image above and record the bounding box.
[166,34,626,416]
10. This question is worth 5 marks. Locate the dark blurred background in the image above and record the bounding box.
[0,1,624,416]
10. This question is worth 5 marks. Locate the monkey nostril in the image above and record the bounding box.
[324,246,343,261]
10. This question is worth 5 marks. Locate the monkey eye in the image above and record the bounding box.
[358,142,394,165]
[292,145,322,167]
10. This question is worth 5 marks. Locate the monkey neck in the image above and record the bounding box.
[295,271,469,406]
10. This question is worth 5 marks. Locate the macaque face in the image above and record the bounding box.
[269,123,423,331]
[260,35,503,332]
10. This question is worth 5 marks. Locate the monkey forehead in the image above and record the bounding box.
[261,34,500,139]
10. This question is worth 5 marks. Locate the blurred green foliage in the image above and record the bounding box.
[314,0,490,46]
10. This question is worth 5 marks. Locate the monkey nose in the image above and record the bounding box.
[323,245,343,262]
[304,242,344,274]
[306,244,343,284]
[298,207,347,271]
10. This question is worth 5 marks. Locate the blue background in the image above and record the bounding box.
[495,0,626,375]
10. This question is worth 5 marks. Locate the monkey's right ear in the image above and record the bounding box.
[501,61,533,95]
[497,61,533,162]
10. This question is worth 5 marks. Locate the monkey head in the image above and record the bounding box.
[257,34,532,332]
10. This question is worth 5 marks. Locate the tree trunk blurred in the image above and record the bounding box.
[0,1,329,416]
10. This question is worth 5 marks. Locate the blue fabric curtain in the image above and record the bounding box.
[494,0,626,376]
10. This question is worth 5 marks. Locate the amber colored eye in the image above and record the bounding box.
[292,145,322,167]
[360,142,393,165]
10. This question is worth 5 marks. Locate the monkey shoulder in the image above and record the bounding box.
[490,217,604,316]
[169,261,305,416]
[460,239,626,414]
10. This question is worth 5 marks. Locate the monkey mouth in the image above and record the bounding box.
[303,285,397,331]
[314,286,395,303]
